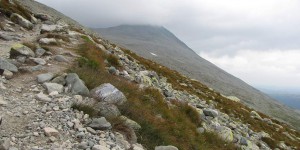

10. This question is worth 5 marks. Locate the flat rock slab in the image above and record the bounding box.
[90,83,126,105]
[0,57,18,72]
[44,127,59,137]
[43,82,63,94]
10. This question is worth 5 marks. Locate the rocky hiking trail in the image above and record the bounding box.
[1,0,300,150]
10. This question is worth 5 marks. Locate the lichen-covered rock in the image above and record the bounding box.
[91,83,126,105]
[217,126,233,142]
[10,43,35,58]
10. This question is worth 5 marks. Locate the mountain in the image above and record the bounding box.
[94,25,300,129]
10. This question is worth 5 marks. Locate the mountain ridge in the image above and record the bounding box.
[94,24,300,130]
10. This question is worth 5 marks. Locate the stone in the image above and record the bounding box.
[86,127,97,135]
[92,145,109,150]
[54,55,68,62]
[115,132,131,149]
[43,82,64,94]
[218,126,233,142]
[40,24,58,34]
[226,96,241,102]
[203,108,219,118]
[10,43,35,58]
[10,13,33,30]
[91,83,126,105]
[78,142,89,149]
[44,127,59,137]
[132,144,145,150]
[39,38,57,45]
[35,48,46,57]
[88,117,112,130]
[108,66,117,74]
[31,58,46,65]
[98,103,121,118]
[51,74,66,85]
[66,73,89,95]
[35,92,51,101]
[0,138,10,150]
[0,58,18,72]
[34,13,51,21]
[120,116,141,130]
[37,73,54,83]
[250,111,262,120]
[155,146,179,150]
[240,137,248,146]
[2,70,13,79]
[0,96,8,105]
[196,127,205,134]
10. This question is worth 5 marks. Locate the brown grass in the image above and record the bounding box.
[121,47,300,149]
[0,0,32,20]
[23,42,37,51]
[44,33,70,42]
[69,39,237,150]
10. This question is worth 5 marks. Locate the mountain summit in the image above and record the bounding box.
[95,25,300,129]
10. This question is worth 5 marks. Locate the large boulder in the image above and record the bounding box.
[91,83,126,105]
[203,108,219,118]
[155,146,178,150]
[97,103,121,119]
[34,13,52,21]
[39,38,57,45]
[10,13,33,30]
[66,73,89,96]
[0,58,18,72]
[88,117,111,130]
[40,24,67,34]
[217,126,234,142]
[10,43,35,58]
[119,116,141,130]
[43,82,64,94]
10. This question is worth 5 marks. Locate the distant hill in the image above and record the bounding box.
[94,25,300,129]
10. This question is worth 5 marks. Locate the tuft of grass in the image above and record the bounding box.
[71,103,98,117]
[44,33,70,42]
[78,57,99,70]
[0,0,32,21]
[23,42,37,51]
[261,137,278,149]
[121,47,300,149]
[81,35,93,43]
[107,54,121,67]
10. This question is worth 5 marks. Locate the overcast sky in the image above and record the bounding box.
[36,0,300,91]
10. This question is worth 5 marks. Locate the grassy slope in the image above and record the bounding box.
[70,38,237,150]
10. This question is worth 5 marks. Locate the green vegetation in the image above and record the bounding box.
[70,39,237,150]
